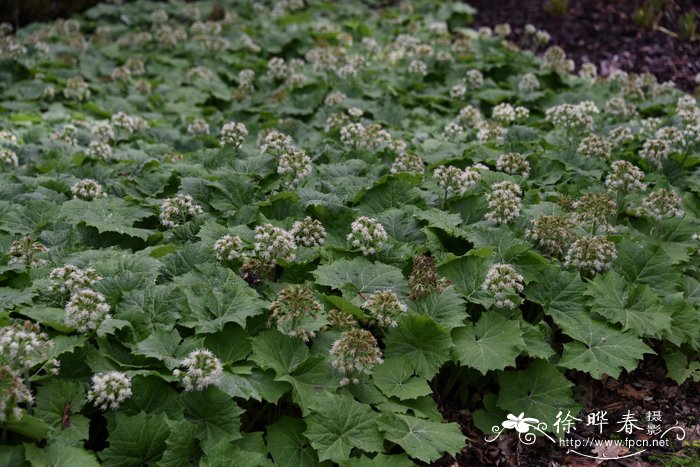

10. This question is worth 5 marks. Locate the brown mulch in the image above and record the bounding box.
[432,354,700,466]
[467,0,700,92]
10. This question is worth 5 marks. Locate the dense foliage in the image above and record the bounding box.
[1,1,699,465]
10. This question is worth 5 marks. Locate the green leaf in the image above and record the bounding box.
[377,413,465,463]
[662,293,700,349]
[159,419,202,467]
[664,352,700,385]
[250,329,309,377]
[452,313,524,374]
[384,315,452,379]
[34,380,89,445]
[5,412,51,440]
[525,268,587,331]
[584,271,671,337]
[267,416,329,467]
[176,265,268,333]
[203,323,251,364]
[304,395,384,463]
[497,360,581,429]
[25,442,100,467]
[407,286,467,330]
[615,239,681,294]
[277,356,339,415]
[373,357,432,400]
[132,325,182,369]
[100,412,170,467]
[414,209,466,238]
[60,198,154,240]
[437,255,490,301]
[557,317,653,379]
[179,387,244,454]
[312,257,408,301]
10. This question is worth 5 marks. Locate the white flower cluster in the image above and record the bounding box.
[112,112,148,133]
[542,46,574,73]
[638,138,670,169]
[518,73,540,93]
[564,236,617,275]
[408,59,427,76]
[492,103,529,124]
[390,153,425,174]
[324,91,347,106]
[213,235,244,262]
[458,105,483,127]
[253,224,297,263]
[87,140,112,160]
[496,152,530,178]
[347,216,387,256]
[481,263,524,310]
[173,349,223,391]
[259,130,294,155]
[87,372,132,411]
[159,194,204,228]
[0,321,53,370]
[525,214,575,256]
[361,290,407,327]
[605,161,646,193]
[330,328,383,386]
[339,122,367,148]
[676,95,700,126]
[277,147,312,183]
[465,69,483,90]
[63,76,91,101]
[291,217,326,247]
[571,191,617,234]
[187,118,210,136]
[545,103,595,134]
[476,122,506,145]
[608,126,634,146]
[49,265,102,294]
[238,69,255,92]
[434,165,480,200]
[8,236,48,268]
[71,178,106,200]
[642,188,684,222]
[0,366,33,423]
[443,121,465,139]
[65,288,111,333]
[579,62,597,80]
[485,181,522,224]
[577,134,611,159]
[91,121,115,142]
[220,121,248,148]
[604,97,636,119]
[0,148,18,167]
[450,83,466,99]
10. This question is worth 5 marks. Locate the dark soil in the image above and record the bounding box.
[432,354,700,466]
[468,0,700,92]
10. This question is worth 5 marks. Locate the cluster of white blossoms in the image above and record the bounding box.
[491,103,529,124]
[545,102,596,134]
[238,69,255,92]
[655,126,685,148]
[269,285,324,341]
[443,121,465,140]
[49,265,102,294]
[87,372,132,411]
[63,76,91,101]
[608,126,635,146]
[361,290,407,327]
[71,178,107,200]
[465,69,483,90]
[525,214,575,256]
[607,94,637,119]
[330,328,383,386]
[8,235,48,268]
[339,122,367,148]
[220,121,248,148]
[91,121,115,142]
[0,321,54,371]
[408,59,427,76]
[496,152,530,178]
[481,263,524,310]
[324,91,346,106]
[485,181,522,225]
[187,118,210,136]
[213,235,244,262]
[638,137,671,169]
[347,216,388,256]
[277,147,312,183]
[253,223,297,263]
[0,366,34,423]
[577,134,612,159]
[0,148,18,167]
[450,83,466,99]
[291,217,326,247]
[173,349,223,391]
[112,112,148,134]
[518,72,540,93]
[476,122,506,145]
[572,191,617,234]
[605,160,646,193]
[434,165,480,200]
[390,153,425,174]
[87,140,112,160]
[458,105,483,127]
[564,236,617,275]
[641,188,684,222]
[676,95,700,125]
[578,62,598,80]
[259,130,294,155]
[159,194,204,228]
[65,288,111,333]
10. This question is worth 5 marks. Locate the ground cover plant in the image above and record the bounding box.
[0,1,699,465]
